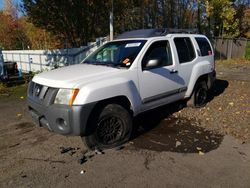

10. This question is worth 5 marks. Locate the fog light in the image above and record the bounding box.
[56,118,67,130]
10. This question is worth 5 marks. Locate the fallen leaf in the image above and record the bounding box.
[198,151,205,155]
[20,96,24,99]
[229,102,234,106]
[17,114,22,117]
[95,148,104,155]
[196,147,202,151]
[175,141,181,147]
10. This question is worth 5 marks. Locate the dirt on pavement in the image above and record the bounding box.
[0,61,249,187]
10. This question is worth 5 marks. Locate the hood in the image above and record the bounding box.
[32,64,121,88]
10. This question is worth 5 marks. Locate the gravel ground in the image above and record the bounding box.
[172,62,250,143]
[0,61,249,187]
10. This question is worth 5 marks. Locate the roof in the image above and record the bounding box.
[115,28,199,39]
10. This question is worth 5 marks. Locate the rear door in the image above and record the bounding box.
[172,37,198,92]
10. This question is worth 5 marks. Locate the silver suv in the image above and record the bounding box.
[27,29,216,150]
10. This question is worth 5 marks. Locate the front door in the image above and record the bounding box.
[138,40,186,109]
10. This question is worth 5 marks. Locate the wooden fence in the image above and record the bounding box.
[212,37,249,60]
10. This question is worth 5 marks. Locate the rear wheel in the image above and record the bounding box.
[188,81,208,108]
[82,104,132,150]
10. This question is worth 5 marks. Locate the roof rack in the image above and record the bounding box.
[115,28,198,39]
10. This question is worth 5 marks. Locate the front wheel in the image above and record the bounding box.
[82,104,132,150]
[188,81,208,108]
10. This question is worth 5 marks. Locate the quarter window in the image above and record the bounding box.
[174,37,195,63]
[195,37,212,56]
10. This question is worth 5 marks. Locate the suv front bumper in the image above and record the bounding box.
[27,82,96,136]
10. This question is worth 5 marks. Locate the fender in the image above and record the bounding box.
[185,60,214,97]
[74,77,142,115]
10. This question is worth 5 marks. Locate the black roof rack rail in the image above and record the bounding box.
[115,28,198,39]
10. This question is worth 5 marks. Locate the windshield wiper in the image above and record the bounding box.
[94,62,123,69]
[83,61,125,69]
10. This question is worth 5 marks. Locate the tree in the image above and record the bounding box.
[0,11,29,50]
[19,17,62,49]
[22,0,111,47]
[21,0,249,48]
[234,3,250,38]
[242,8,250,38]
[205,0,239,37]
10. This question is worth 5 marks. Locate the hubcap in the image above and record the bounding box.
[96,116,124,145]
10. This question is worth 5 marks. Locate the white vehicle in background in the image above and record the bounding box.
[27,29,216,150]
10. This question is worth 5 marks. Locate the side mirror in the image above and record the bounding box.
[145,59,161,70]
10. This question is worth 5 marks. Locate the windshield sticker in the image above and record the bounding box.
[125,43,141,48]
[122,58,130,65]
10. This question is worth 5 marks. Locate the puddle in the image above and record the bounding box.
[129,117,223,153]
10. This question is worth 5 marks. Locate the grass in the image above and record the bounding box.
[0,72,34,100]
[0,83,27,100]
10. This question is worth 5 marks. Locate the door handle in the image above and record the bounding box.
[170,69,178,74]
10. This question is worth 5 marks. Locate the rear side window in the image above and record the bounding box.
[174,37,195,63]
[195,37,212,56]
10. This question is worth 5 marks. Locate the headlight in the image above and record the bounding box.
[54,88,79,106]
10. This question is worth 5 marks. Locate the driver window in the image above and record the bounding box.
[142,40,172,69]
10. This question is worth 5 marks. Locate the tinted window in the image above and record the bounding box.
[195,37,212,56]
[174,37,195,63]
[142,41,172,69]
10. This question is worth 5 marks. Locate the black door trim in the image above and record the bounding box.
[142,87,187,104]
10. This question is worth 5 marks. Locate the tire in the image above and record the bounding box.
[82,104,132,150]
[188,81,208,108]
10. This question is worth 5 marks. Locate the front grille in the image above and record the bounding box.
[28,81,59,105]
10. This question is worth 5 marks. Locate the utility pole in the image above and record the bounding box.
[197,0,201,34]
[109,0,114,41]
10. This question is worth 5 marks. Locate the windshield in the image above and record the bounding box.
[83,40,146,68]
